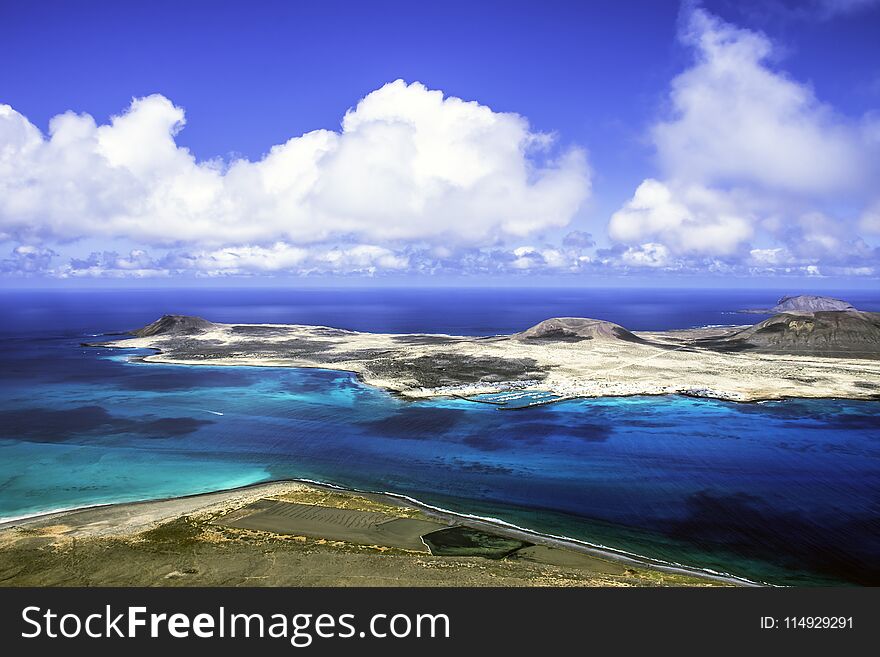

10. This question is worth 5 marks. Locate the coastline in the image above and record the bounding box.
[118,345,880,410]
[94,316,880,405]
[6,317,875,586]
[0,477,755,587]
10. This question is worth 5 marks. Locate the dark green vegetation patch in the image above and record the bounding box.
[421,526,533,559]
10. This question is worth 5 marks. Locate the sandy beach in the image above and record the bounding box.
[0,480,734,587]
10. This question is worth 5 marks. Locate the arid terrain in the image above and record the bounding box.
[6,296,874,588]
[0,482,720,587]
[96,300,880,404]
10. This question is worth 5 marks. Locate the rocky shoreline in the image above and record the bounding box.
[93,298,880,405]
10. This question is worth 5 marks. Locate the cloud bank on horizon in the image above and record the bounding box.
[1,6,878,280]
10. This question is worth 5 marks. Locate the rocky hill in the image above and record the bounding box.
[772,295,855,313]
[131,315,215,337]
[742,295,856,314]
[697,311,880,357]
[515,317,647,343]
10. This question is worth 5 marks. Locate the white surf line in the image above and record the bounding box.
[380,489,765,587]
[200,410,225,416]
[294,477,756,582]
[0,502,113,527]
[0,476,767,586]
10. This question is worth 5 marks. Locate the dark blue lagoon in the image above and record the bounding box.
[1,288,878,586]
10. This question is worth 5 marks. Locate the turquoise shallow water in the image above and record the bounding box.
[0,288,878,586]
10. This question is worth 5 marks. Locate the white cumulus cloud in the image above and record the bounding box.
[609,179,753,255]
[0,80,589,250]
[654,9,872,195]
[608,7,880,269]
[0,245,57,274]
[620,243,671,268]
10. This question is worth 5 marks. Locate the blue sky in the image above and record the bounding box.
[1,0,879,285]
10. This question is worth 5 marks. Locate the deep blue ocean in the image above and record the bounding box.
[0,287,878,586]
